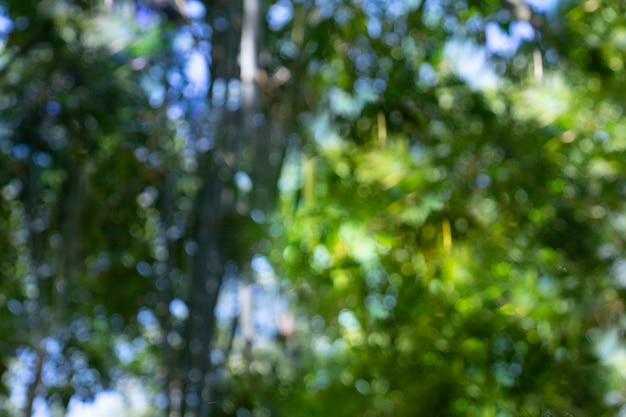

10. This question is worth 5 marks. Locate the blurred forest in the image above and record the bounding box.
[1,0,626,416]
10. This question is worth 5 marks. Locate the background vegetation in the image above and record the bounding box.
[1,0,626,416]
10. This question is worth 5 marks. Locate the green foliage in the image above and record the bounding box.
[261,2,626,416]
[1,0,626,417]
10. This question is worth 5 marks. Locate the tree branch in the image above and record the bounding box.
[24,344,46,417]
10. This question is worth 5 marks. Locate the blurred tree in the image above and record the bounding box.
[262,0,626,416]
[1,1,626,417]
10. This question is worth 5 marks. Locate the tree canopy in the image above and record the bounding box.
[1,0,626,417]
